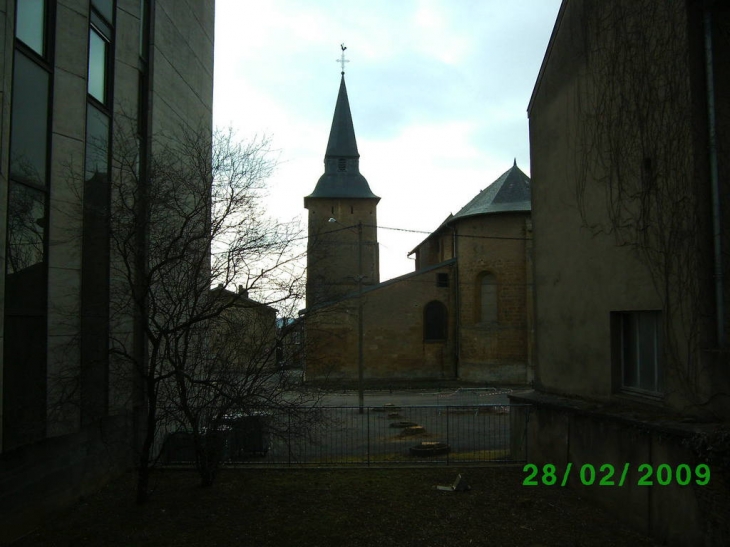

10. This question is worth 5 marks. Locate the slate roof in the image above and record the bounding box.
[451,161,531,221]
[325,76,359,159]
[408,161,531,255]
[307,172,378,200]
[305,75,379,201]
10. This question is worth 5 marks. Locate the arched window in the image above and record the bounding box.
[424,300,447,341]
[478,273,497,324]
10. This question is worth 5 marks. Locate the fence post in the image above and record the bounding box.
[287,409,292,466]
[525,405,531,462]
[366,406,370,467]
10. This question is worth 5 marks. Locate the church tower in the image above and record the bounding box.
[305,67,380,307]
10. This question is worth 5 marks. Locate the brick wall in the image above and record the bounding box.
[454,214,531,383]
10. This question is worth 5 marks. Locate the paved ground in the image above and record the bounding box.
[320,387,528,407]
[251,387,532,465]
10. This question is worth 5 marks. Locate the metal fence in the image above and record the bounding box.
[161,404,530,467]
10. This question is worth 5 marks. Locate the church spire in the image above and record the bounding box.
[325,75,359,159]
[304,47,379,202]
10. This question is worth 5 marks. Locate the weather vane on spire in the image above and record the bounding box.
[337,43,349,75]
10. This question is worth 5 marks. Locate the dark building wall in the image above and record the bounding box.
[529,0,729,411]
[0,0,215,542]
[520,1,730,544]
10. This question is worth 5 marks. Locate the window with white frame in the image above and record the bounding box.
[614,311,664,395]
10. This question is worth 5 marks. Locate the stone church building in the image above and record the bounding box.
[303,74,533,384]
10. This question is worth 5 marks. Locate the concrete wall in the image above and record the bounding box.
[511,392,730,546]
[149,0,214,133]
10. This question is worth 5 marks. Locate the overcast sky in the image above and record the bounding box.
[213,0,562,282]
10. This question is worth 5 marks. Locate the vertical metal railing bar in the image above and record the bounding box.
[287,409,292,465]
[446,406,450,465]
[158,404,531,467]
[366,407,371,467]
[525,405,530,462]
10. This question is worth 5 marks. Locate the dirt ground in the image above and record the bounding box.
[12,467,660,547]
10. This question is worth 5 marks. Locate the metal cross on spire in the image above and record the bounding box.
[337,43,349,75]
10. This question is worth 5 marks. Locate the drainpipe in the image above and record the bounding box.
[703,8,725,348]
[452,225,460,378]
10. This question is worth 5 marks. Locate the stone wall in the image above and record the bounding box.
[305,262,457,381]
[454,214,531,383]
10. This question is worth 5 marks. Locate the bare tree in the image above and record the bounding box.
[102,122,318,500]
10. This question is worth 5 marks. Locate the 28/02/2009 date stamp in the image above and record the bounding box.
[522,463,711,487]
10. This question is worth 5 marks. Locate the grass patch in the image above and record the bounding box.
[447,449,510,461]
[307,449,512,464]
[15,468,657,547]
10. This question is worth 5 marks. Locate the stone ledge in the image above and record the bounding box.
[508,390,725,439]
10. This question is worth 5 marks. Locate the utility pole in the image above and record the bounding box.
[357,221,364,414]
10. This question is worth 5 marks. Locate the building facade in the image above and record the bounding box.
[0,0,214,541]
[409,162,533,383]
[512,0,730,544]
[303,73,533,384]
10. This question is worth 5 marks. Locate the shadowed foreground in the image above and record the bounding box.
[14,468,657,546]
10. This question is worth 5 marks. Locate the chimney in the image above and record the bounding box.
[237,285,248,298]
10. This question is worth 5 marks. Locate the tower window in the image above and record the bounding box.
[436,273,448,287]
[338,158,346,171]
[350,206,353,214]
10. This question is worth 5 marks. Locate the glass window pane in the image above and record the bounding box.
[638,312,658,391]
[92,0,114,23]
[86,104,110,181]
[2,314,48,448]
[10,51,49,186]
[656,321,664,391]
[16,0,45,55]
[6,182,46,276]
[622,314,638,388]
[88,29,107,103]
